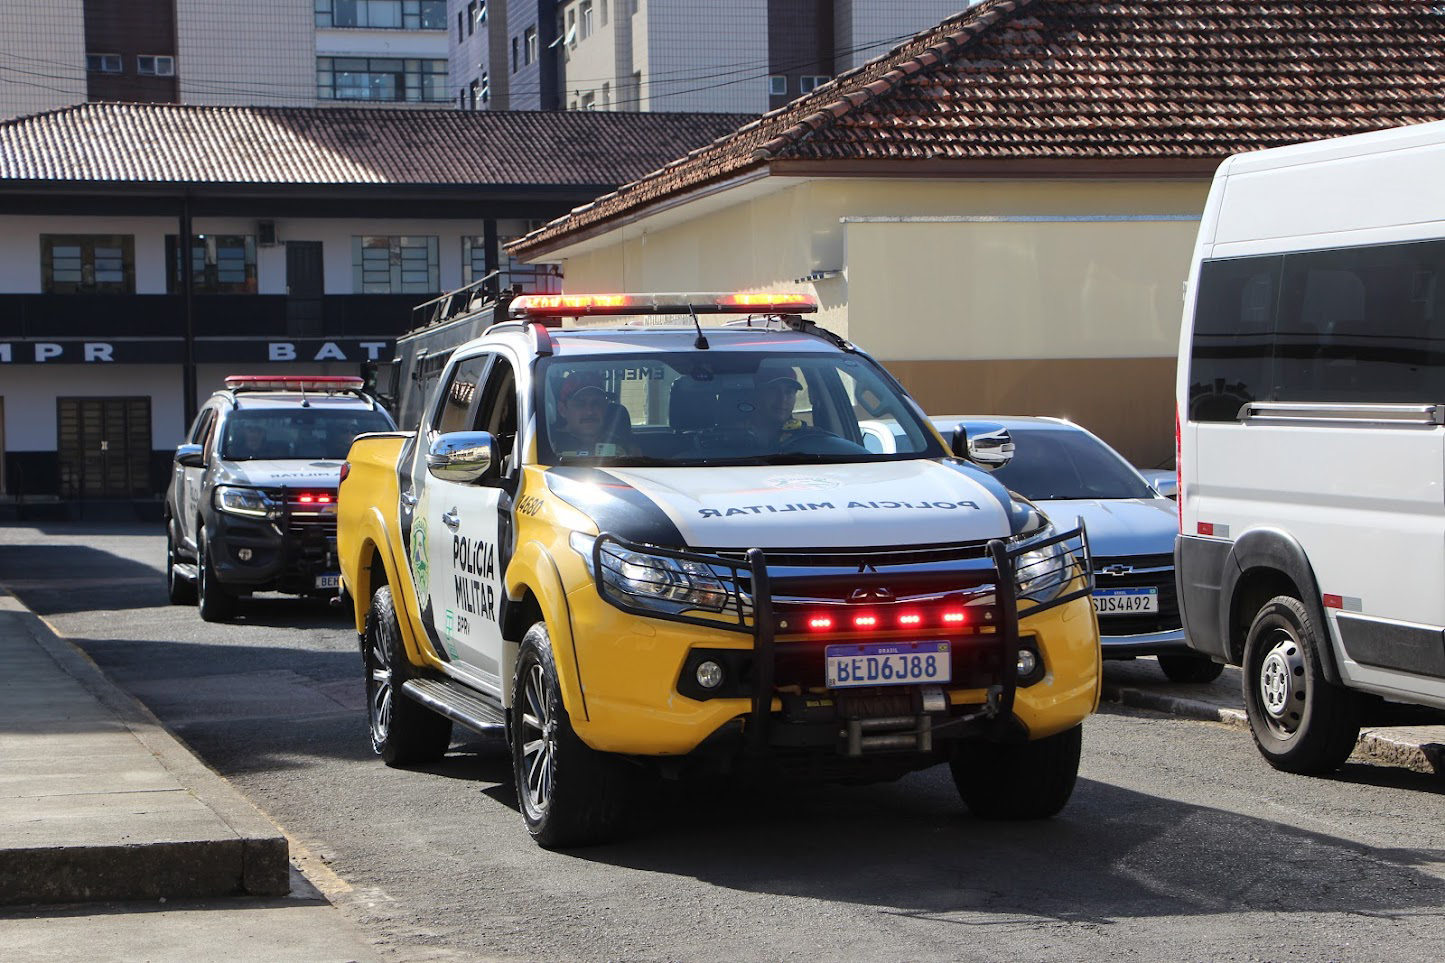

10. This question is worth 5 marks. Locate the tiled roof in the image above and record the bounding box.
[511,0,1445,257]
[0,103,754,187]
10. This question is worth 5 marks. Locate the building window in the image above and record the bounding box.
[469,79,479,110]
[602,81,609,109]
[41,235,135,295]
[465,235,561,292]
[315,1,446,29]
[580,90,595,111]
[352,236,438,294]
[457,10,464,41]
[137,55,175,77]
[511,37,519,72]
[86,54,122,74]
[318,57,448,102]
[580,1,594,40]
[480,71,490,104]
[476,0,487,25]
[165,235,257,295]
[566,9,577,47]
[601,0,608,26]
[466,1,476,34]
[800,75,830,93]
[768,75,786,96]
[524,26,537,65]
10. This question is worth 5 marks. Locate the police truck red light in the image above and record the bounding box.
[897,612,923,627]
[852,614,878,629]
[807,616,833,631]
[942,610,967,625]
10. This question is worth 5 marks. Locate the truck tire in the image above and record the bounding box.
[166,518,197,605]
[1157,653,1224,684]
[511,622,632,848]
[365,585,452,766]
[950,724,1082,820]
[1242,595,1361,775]
[197,530,236,623]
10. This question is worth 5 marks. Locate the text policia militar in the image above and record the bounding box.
[697,499,981,518]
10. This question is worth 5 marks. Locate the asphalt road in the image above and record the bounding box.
[5,520,1445,963]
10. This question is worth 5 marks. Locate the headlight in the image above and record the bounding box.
[214,485,276,518]
[576,533,738,615]
[1013,526,1072,602]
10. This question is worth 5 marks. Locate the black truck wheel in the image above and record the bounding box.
[950,724,1083,820]
[365,585,452,766]
[196,531,236,623]
[511,622,632,848]
[1157,653,1224,684]
[1242,595,1361,774]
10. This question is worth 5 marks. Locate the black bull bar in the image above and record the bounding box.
[591,524,1092,751]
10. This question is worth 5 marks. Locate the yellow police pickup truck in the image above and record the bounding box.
[338,291,1100,848]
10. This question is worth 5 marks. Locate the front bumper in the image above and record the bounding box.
[207,496,339,595]
[571,526,1099,761]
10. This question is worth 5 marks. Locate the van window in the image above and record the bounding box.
[1188,239,1445,421]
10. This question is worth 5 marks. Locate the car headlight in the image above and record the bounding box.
[1013,526,1073,603]
[573,532,734,614]
[214,485,276,518]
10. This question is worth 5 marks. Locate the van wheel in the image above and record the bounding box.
[365,585,452,766]
[1243,595,1361,774]
[950,724,1082,820]
[1157,654,1224,684]
[196,531,236,623]
[511,622,632,848]
[165,519,196,605]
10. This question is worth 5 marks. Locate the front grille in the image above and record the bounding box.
[1092,555,1180,635]
[262,488,339,576]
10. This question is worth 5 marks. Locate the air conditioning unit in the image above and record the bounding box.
[258,220,278,246]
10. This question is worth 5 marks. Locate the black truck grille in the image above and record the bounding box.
[1092,554,1180,635]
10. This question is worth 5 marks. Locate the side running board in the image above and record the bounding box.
[400,678,507,735]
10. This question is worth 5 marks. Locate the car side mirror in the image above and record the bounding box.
[1153,475,1179,500]
[174,443,205,468]
[427,431,499,484]
[951,422,1013,471]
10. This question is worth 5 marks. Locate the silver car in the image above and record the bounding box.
[864,415,1218,684]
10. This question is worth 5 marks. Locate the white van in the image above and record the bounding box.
[1176,120,1445,775]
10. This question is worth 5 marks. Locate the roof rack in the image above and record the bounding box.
[410,272,504,330]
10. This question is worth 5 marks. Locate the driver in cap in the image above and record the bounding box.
[552,371,629,456]
[749,366,806,444]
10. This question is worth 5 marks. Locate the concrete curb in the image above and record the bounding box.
[1,592,289,905]
[1103,680,1445,777]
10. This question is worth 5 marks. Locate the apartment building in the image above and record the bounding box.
[0,0,453,121]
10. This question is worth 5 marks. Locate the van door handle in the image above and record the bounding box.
[401,489,418,507]
[441,509,461,530]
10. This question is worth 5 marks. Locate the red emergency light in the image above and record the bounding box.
[508,292,819,320]
[799,607,971,634]
[225,375,364,393]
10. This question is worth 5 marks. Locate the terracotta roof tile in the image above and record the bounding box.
[511,0,1445,258]
[0,103,753,188]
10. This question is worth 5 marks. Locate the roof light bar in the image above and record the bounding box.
[224,375,364,393]
[508,292,818,319]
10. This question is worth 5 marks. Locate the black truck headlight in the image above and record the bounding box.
[573,533,735,614]
[214,485,276,518]
[1013,526,1072,602]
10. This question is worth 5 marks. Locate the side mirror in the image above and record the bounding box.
[951,422,1013,471]
[1152,474,1179,500]
[427,431,499,484]
[174,443,205,468]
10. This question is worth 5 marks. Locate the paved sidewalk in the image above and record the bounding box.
[0,588,382,961]
[1102,657,1445,774]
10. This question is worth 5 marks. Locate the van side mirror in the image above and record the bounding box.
[427,431,499,484]
[950,422,1014,471]
[1152,475,1179,500]
[174,443,205,468]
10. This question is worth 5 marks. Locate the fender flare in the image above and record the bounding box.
[505,538,589,723]
[1221,527,1341,684]
[352,503,436,669]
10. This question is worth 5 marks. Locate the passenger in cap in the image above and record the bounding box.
[748,367,807,445]
[552,371,630,456]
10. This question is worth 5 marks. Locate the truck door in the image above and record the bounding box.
[177,407,215,552]
[423,352,514,695]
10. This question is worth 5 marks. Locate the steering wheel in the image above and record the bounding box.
[779,427,869,455]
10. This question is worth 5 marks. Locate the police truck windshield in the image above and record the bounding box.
[221,409,395,461]
[537,353,945,466]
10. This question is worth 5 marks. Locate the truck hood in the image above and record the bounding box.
[218,459,344,489]
[547,460,1025,549]
[1029,497,1177,558]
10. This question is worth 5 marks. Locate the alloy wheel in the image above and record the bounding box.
[367,631,393,746]
[519,662,556,816]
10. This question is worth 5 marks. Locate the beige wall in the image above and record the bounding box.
[541,176,1209,458]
